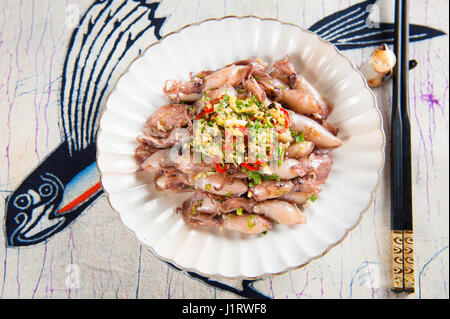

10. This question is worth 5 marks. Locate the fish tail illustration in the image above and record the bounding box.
[166,262,271,299]
[308,0,446,50]
[4,0,167,247]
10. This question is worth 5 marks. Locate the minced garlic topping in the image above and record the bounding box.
[193,91,292,166]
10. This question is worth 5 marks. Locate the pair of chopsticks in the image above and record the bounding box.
[390,0,414,293]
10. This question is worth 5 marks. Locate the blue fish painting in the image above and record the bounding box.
[4,0,166,246]
[3,0,445,299]
[309,0,445,50]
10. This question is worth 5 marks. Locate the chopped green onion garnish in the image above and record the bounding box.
[247,215,256,228]
[299,132,305,142]
[201,93,211,102]
[278,147,285,166]
[307,193,318,202]
[242,167,262,185]
[262,174,280,181]
[236,208,243,216]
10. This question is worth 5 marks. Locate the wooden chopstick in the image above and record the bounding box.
[391,0,415,293]
[390,0,405,289]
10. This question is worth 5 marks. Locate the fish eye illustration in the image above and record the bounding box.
[13,194,32,210]
[38,183,54,198]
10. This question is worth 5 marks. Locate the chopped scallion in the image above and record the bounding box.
[307,193,318,202]
[247,215,256,228]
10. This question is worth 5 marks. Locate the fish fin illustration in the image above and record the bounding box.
[309,0,446,50]
[61,0,167,154]
[166,262,271,299]
[5,1,167,246]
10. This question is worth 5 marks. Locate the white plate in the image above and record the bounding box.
[96,16,385,279]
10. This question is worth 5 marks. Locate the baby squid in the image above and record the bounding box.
[253,200,306,225]
[144,104,192,138]
[203,65,251,92]
[270,158,307,180]
[243,75,271,106]
[138,127,190,149]
[286,140,314,159]
[140,149,174,172]
[288,110,343,148]
[276,88,322,115]
[278,190,317,205]
[222,213,272,235]
[138,55,343,235]
[250,179,295,201]
[155,173,193,192]
[163,79,203,102]
[270,56,329,115]
[194,174,248,196]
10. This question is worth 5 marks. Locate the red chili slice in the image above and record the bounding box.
[196,111,206,120]
[237,125,248,135]
[211,94,225,105]
[196,94,224,120]
[276,108,290,133]
[241,163,261,171]
[196,106,214,120]
[215,162,229,173]
[204,106,214,113]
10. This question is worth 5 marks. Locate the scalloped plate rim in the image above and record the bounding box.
[96,15,386,280]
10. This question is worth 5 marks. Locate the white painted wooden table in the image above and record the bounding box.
[0,0,448,299]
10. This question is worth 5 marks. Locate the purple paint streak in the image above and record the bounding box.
[289,271,311,298]
[418,246,448,299]
[15,0,24,73]
[26,0,35,54]
[32,0,52,161]
[412,44,432,220]
[5,53,15,182]
[268,276,275,298]
[1,244,7,299]
[42,3,65,151]
[371,195,382,259]
[16,248,21,298]
[32,242,48,298]
[166,268,175,298]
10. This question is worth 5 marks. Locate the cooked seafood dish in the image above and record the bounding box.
[135,56,343,235]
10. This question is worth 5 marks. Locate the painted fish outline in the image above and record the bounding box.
[4,0,166,247]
